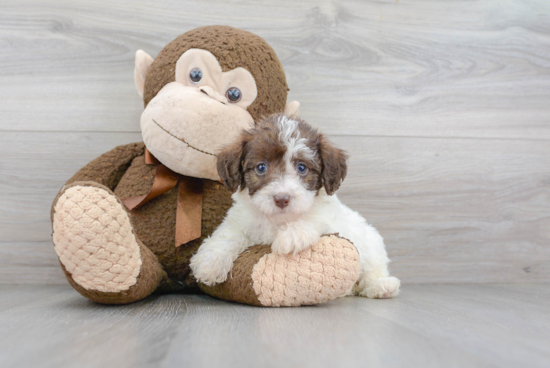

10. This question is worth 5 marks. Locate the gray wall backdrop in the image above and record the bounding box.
[1,0,549,284]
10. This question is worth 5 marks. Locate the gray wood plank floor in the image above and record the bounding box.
[0,284,548,368]
[2,3,549,366]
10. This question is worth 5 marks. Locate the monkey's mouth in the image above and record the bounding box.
[151,119,216,157]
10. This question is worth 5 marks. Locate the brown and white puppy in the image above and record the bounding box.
[190,114,401,299]
[217,113,347,221]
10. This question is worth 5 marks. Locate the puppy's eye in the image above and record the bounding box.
[296,163,308,176]
[226,87,242,103]
[255,163,267,175]
[189,68,202,84]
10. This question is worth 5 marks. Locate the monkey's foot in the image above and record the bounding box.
[52,182,163,304]
[199,234,361,307]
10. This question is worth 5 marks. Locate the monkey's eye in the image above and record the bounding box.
[296,163,308,176]
[189,68,202,84]
[255,162,267,176]
[226,87,242,103]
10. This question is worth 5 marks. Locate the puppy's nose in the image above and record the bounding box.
[274,194,290,209]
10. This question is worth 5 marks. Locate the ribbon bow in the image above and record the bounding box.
[121,149,203,247]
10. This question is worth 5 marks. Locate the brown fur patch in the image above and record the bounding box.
[143,26,288,121]
[241,123,287,195]
[216,113,348,196]
[319,135,348,195]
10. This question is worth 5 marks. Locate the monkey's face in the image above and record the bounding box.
[140,49,258,180]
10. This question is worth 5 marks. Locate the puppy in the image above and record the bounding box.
[190,114,400,299]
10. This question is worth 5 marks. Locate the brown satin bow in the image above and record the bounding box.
[121,149,203,247]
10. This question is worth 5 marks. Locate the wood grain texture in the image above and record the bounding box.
[0,0,549,285]
[0,284,549,368]
[0,132,142,243]
[1,132,548,284]
[0,0,549,138]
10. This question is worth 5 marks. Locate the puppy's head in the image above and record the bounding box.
[217,114,348,217]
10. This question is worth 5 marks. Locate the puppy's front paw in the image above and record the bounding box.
[190,242,235,286]
[271,224,320,255]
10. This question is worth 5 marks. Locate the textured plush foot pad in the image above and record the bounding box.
[52,185,142,293]
[251,234,360,307]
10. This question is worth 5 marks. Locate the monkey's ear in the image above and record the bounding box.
[134,50,154,98]
[319,135,348,195]
[284,101,300,118]
[216,136,248,192]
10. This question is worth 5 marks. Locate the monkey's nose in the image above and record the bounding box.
[274,194,290,209]
[199,86,228,104]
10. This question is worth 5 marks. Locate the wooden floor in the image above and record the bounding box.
[1,2,549,366]
[0,284,548,368]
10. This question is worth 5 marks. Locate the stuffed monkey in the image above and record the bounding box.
[51,26,361,307]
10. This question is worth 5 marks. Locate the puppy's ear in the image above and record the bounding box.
[319,135,348,195]
[217,133,249,192]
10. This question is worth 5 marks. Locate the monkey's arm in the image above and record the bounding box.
[65,142,146,190]
[190,214,254,286]
[199,234,361,307]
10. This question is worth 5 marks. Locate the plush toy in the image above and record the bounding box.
[51,26,361,307]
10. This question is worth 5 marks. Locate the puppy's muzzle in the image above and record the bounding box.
[274,194,290,209]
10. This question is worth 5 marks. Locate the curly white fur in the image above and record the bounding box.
[191,115,400,298]
[191,188,400,298]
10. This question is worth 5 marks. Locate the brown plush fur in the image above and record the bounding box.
[199,245,271,306]
[57,146,236,298]
[52,181,166,304]
[115,157,234,288]
[52,26,350,306]
[143,26,288,121]
[200,233,356,306]
[64,142,146,191]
